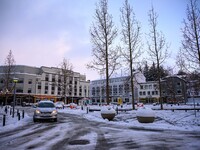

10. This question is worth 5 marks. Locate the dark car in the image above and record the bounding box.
[33,100,58,122]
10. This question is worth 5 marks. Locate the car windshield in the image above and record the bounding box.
[38,102,55,108]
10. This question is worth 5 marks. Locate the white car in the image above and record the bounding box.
[33,101,58,122]
[55,101,64,109]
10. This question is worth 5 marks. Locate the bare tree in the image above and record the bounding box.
[58,58,73,104]
[1,50,16,105]
[181,0,200,70]
[146,6,169,109]
[120,0,141,109]
[88,0,120,104]
[176,49,187,72]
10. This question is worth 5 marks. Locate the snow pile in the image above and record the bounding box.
[101,106,116,114]
[136,107,155,117]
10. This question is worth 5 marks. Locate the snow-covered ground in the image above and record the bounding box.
[0,104,199,133]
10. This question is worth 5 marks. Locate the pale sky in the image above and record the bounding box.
[0,0,191,80]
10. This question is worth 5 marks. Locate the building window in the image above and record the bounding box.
[38,85,41,89]
[143,91,146,95]
[109,86,112,95]
[162,91,166,94]
[52,78,55,82]
[119,85,123,94]
[18,79,24,84]
[155,91,158,95]
[28,89,32,93]
[113,85,117,95]
[140,85,143,89]
[79,86,82,91]
[69,80,73,84]
[147,91,150,95]
[177,82,181,86]
[124,84,129,94]
[45,74,49,81]
[177,90,182,94]
[45,85,48,94]
[16,89,23,93]
[28,79,32,84]
[139,91,142,95]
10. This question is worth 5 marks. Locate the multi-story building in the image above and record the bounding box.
[161,76,187,103]
[138,81,160,103]
[90,71,146,104]
[138,76,187,104]
[0,65,90,105]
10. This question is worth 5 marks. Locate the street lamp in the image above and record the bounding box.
[12,78,18,118]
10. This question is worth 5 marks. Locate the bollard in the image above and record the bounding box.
[116,107,118,115]
[3,114,6,126]
[12,107,14,118]
[22,110,24,118]
[18,112,20,120]
[5,106,7,114]
[10,107,12,115]
[87,107,89,114]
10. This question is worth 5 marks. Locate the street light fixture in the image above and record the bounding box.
[12,78,18,118]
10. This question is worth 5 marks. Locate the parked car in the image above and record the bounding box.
[153,102,159,106]
[33,100,58,122]
[55,101,64,109]
[22,102,33,107]
[65,103,77,109]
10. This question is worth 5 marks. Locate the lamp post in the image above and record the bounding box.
[12,78,18,118]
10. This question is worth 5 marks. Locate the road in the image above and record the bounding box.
[0,108,200,150]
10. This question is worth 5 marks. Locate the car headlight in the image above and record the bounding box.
[51,110,57,115]
[35,110,41,114]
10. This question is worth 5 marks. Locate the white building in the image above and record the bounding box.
[90,71,146,104]
[0,65,90,104]
[138,81,159,103]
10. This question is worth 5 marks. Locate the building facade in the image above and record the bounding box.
[0,65,90,105]
[161,76,187,103]
[138,81,160,103]
[90,71,146,104]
